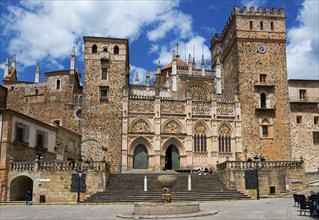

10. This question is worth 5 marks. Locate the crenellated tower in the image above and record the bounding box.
[211,6,291,160]
[82,37,130,172]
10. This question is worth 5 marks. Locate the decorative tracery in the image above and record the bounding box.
[218,124,232,152]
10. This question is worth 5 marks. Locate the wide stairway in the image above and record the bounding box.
[83,172,250,203]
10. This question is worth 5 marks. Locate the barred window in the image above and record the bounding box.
[36,130,48,149]
[15,122,30,144]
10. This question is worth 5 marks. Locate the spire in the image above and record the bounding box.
[192,56,196,69]
[201,54,205,76]
[12,55,16,68]
[134,72,139,85]
[188,54,192,64]
[146,70,150,86]
[216,54,222,95]
[157,60,161,74]
[188,54,192,75]
[172,50,176,61]
[70,47,75,71]
[4,57,9,78]
[35,63,40,83]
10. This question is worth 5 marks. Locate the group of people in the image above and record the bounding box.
[197,167,212,175]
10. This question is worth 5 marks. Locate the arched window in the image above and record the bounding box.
[270,22,274,31]
[114,45,119,54]
[260,93,266,108]
[193,125,206,152]
[261,118,271,138]
[250,21,253,30]
[74,96,78,105]
[103,48,108,52]
[218,125,232,152]
[260,21,263,30]
[92,44,97,53]
[56,79,61,90]
[35,89,39,95]
[79,96,83,106]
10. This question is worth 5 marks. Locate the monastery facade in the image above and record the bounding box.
[1,6,318,174]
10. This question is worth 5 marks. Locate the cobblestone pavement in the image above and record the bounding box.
[0,196,312,220]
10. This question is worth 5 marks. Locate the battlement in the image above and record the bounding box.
[211,6,286,47]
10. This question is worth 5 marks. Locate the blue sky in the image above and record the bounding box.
[0,0,318,85]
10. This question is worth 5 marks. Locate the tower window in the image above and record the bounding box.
[92,44,97,53]
[313,132,319,145]
[102,68,107,80]
[53,120,60,126]
[314,116,319,125]
[56,79,61,90]
[260,21,263,30]
[296,116,302,124]
[79,96,83,106]
[260,74,267,82]
[260,93,266,108]
[103,48,108,52]
[114,45,119,54]
[74,96,78,105]
[100,87,109,101]
[250,21,253,30]
[299,90,306,99]
[262,125,268,137]
[270,22,274,31]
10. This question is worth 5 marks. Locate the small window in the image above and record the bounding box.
[15,122,29,144]
[100,87,109,101]
[114,45,119,54]
[296,116,302,124]
[92,44,97,53]
[299,90,306,99]
[260,93,266,108]
[260,21,263,30]
[260,74,266,82]
[56,79,61,90]
[313,132,319,145]
[79,96,83,106]
[250,21,253,30]
[16,126,24,142]
[35,89,39,95]
[103,48,108,52]
[36,133,44,148]
[76,109,82,119]
[53,120,60,126]
[74,96,78,105]
[262,125,268,137]
[270,22,274,31]
[314,116,319,125]
[102,68,107,80]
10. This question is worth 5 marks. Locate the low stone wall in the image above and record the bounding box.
[217,160,305,198]
[8,161,109,203]
[305,172,319,183]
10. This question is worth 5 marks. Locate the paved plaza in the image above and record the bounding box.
[0,195,314,220]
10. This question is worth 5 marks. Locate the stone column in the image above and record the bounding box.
[154,96,161,171]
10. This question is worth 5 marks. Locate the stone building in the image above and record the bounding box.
[1,6,317,174]
[0,108,81,201]
[288,80,319,172]
[0,85,7,108]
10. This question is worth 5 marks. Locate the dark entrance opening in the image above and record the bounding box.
[10,176,33,201]
[165,145,180,170]
[133,144,148,169]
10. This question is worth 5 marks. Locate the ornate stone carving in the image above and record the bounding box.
[130,119,151,133]
[217,103,235,116]
[161,101,185,114]
[163,121,182,133]
[192,102,211,115]
[129,100,154,112]
[190,86,208,101]
[194,124,206,135]
[219,125,231,136]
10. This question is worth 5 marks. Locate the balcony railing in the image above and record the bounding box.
[289,96,319,103]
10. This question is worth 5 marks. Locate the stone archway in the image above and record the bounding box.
[165,145,180,170]
[133,144,148,169]
[10,176,33,201]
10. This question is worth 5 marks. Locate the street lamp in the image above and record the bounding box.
[76,170,83,203]
[247,155,266,200]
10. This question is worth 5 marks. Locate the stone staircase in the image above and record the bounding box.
[83,172,250,203]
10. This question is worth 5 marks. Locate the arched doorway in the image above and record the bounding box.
[165,145,180,170]
[10,176,33,201]
[133,144,148,169]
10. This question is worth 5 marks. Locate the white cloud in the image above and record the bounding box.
[287,0,319,79]
[130,65,153,85]
[1,1,186,72]
[240,0,267,8]
[153,36,211,69]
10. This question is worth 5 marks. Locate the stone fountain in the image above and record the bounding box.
[117,174,218,218]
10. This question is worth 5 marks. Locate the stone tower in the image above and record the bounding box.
[82,37,129,172]
[211,7,291,160]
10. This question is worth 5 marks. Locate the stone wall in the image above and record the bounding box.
[0,85,7,108]
[217,160,305,198]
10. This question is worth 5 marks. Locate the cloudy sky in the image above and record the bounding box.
[0,0,318,85]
